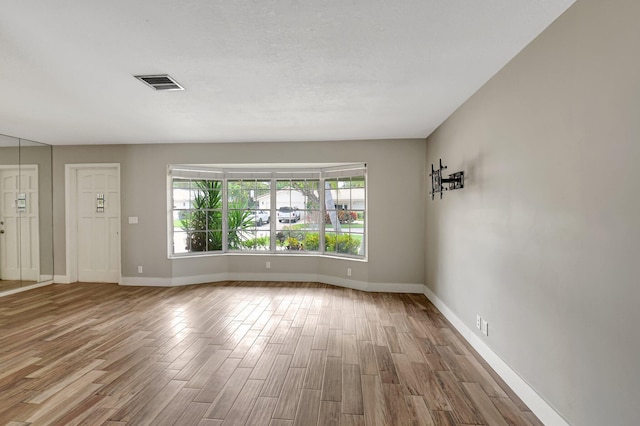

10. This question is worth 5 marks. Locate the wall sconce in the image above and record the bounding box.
[429,159,464,200]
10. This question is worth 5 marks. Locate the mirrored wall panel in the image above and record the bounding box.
[0,134,53,294]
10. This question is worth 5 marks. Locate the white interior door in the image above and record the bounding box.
[0,168,21,280]
[19,167,39,281]
[0,166,39,281]
[76,167,120,283]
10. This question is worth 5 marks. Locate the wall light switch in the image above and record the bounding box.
[128,216,139,224]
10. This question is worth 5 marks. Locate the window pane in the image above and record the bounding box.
[255,181,270,210]
[325,231,337,253]
[277,231,318,252]
[275,229,316,252]
[333,232,361,255]
[173,231,189,254]
[227,210,252,250]
[185,230,222,252]
[274,179,321,252]
[172,179,190,209]
[171,178,223,254]
[240,230,271,251]
[227,179,271,251]
[173,210,191,231]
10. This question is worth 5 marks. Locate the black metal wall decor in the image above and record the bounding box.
[429,159,464,199]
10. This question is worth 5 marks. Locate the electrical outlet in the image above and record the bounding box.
[266,261,271,269]
[347,268,352,277]
[476,314,481,330]
[137,266,143,274]
[482,319,489,336]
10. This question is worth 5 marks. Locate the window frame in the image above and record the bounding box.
[168,164,367,260]
[226,177,273,253]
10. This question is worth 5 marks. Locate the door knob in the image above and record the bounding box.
[0,230,4,234]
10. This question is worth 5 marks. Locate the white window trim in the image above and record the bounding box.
[168,163,367,260]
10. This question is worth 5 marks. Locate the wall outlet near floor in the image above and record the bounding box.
[481,319,489,336]
[137,266,143,274]
[347,268,352,277]
[476,314,482,330]
[266,261,271,269]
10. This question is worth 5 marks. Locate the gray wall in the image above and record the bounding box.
[53,139,426,286]
[425,0,640,424]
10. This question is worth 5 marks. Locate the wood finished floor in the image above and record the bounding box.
[0,279,36,292]
[0,282,541,426]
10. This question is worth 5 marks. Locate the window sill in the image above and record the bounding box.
[169,251,367,262]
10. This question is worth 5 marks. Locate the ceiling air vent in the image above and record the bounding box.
[134,74,184,91]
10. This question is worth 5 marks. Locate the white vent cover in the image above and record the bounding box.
[134,74,184,91]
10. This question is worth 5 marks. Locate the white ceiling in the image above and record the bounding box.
[0,0,574,146]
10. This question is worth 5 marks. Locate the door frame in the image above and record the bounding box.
[65,163,121,284]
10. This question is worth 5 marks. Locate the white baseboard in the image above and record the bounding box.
[120,274,228,287]
[227,273,424,293]
[0,280,54,298]
[319,276,424,293]
[120,273,424,294]
[119,276,170,286]
[422,285,568,426]
[54,275,72,284]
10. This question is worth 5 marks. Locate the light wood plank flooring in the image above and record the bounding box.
[0,280,21,292]
[0,282,541,425]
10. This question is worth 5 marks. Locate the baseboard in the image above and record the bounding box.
[228,273,424,293]
[120,276,176,286]
[318,276,424,293]
[0,280,54,298]
[54,275,72,284]
[120,273,424,293]
[422,285,569,426]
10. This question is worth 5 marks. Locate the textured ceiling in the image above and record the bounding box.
[0,0,574,145]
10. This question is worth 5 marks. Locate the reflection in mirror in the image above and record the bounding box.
[19,139,53,287]
[0,134,21,292]
[0,134,53,294]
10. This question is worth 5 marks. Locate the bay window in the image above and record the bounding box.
[169,164,366,259]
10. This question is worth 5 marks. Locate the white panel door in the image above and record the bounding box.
[0,166,38,281]
[76,168,120,282]
[18,167,39,281]
[0,169,21,280]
